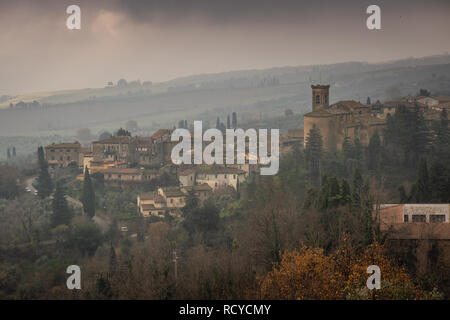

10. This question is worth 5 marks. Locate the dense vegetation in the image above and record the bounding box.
[0,107,449,299]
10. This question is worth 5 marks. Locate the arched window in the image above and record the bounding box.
[315,95,320,104]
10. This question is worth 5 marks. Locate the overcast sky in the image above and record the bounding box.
[1,0,449,95]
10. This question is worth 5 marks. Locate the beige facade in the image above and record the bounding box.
[92,136,137,164]
[101,167,158,183]
[45,141,81,168]
[304,85,386,150]
[374,204,450,239]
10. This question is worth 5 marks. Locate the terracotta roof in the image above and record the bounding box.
[93,136,135,144]
[182,183,212,192]
[179,168,195,176]
[436,96,450,103]
[195,165,246,175]
[139,194,165,202]
[152,129,171,139]
[303,109,333,117]
[46,141,81,149]
[100,167,143,174]
[160,187,186,197]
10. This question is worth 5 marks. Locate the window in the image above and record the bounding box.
[51,149,55,152]
[404,215,409,222]
[324,94,328,104]
[430,215,445,223]
[315,95,320,104]
[59,156,63,161]
[66,149,70,152]
[412,214,426,222]
[224,174,227,178]
[67,156,70,160]
[233,175,236,179]
[170,199,173,203]
[51,156,55,160]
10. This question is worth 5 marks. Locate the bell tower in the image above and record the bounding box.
[311,84,330,111]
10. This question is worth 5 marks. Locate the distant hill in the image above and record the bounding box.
[1,54,450,136]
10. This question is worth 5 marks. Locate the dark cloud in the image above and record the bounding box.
[0,0,449,94]
[116,0,450,23]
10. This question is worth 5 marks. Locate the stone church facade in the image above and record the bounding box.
[304,85,386,150]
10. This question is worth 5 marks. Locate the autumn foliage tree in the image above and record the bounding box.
[259,241,422,300]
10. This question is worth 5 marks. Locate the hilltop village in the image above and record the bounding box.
[43,84,450,219]
[2,83,450,299]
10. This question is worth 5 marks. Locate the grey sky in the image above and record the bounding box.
[1,0,449,94]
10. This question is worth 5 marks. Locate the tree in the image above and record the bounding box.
[305,124,323,186]
[6,148,10,159]
[115,127,131,137]
[99,131,112,140]
[0,164,21,199]
[117,78,128,87]
[36,147,53,199]
[259,242,422,300]
[51,182,72,227]
[416,158,430,203]
[232,112,237,128]
[81,167,96,218]
[367,132,381,171]
[429,159,449,203]
[366,97,371,105]
[12,146,16,157]
[227,115,231,129]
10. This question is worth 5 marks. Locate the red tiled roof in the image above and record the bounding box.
[152,129,171,139]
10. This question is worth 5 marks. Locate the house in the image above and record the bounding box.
[195,166,246,190]
[83,152,127,174]
[374,204,450,239]
[181,183,212,202]
[45,141,81,169]
[158,187,186,208]
[178,168,196,187]
[100,167,158,183]
[92,136,137,164]
[137,193,176,217]
[137,186,188,217]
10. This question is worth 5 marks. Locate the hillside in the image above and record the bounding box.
[1,54,450,137]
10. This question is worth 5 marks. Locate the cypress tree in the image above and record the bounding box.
[416,158,430,203]
[227,115,231,129]
[429,159,447,203]
[232,112,237,128]
[6,148,10,159]
[81,167,96,218]
[36,146,53,198]
[340,179,351,205]
[367,131,381,171]
[51,182,71,227]
[305,124,323,186]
